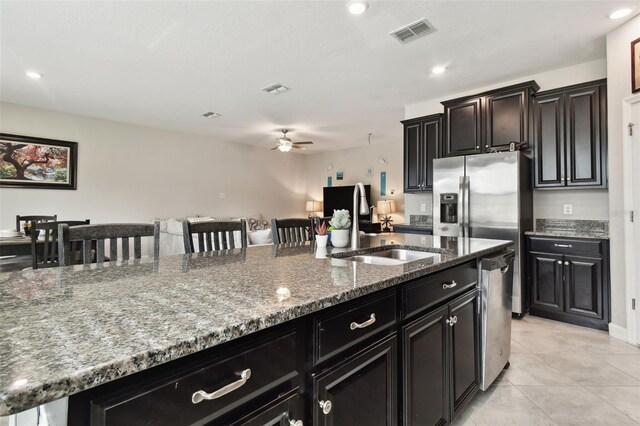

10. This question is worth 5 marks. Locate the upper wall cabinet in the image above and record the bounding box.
[533,79,607,189]
[402,113,442,192]
[441,81,539,158]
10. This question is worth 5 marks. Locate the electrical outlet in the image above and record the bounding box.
[219,192,226,199]
[421,236,427,244]
[563,204,573,215]
[420,203,427,212]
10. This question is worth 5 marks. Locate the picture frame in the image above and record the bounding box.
[0,133,78,189]
[633,36,640,94]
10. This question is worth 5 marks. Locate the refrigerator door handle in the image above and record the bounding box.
[458,175,470,237]
[464,176,470,237]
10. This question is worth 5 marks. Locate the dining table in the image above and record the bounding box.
[0,234,42,272]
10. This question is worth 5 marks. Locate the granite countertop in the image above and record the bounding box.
[524,230,609,240]
[524,219,609,240]
[0,234,510,415]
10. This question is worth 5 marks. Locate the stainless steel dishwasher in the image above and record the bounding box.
[479,250,515,391]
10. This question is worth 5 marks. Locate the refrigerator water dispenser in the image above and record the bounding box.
[439,193,458,223]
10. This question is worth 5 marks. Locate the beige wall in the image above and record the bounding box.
[0,102,308,230]
[606,15,640,329]
[404,59,610,223]
[304,140,405,225]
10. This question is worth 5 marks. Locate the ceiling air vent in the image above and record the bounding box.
[262,83,290,95]
[390,18,435,44]
[201,112,222,118]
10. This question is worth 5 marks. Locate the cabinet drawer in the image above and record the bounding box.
[91,331,299,426]
[528,237,603,256]
[314,291,396,364]
[403,261,477,319]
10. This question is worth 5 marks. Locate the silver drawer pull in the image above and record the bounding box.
[445,316,458,326]
[290,419,304,426]
[350,313,376,330]
[554,244,572,248]
[192,369,251,404]
[442,280,457,289]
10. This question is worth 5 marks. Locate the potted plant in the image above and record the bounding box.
[329,209,351,248]
[315,221,328,248]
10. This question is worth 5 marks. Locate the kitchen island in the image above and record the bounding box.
[0,233,511,425]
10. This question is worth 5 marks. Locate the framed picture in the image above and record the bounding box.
[633,36,640,93]
[0,133,77,189]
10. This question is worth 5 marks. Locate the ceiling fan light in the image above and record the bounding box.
[278,144,292,152]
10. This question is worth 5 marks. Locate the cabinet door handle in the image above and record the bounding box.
[485,144,489,149]
[557,260,562,265]
[319,400,332,415]
[476,145,480,149]
[564,261,569,266]
[446,316,458,326]
[442,280,457,289]
[554,244,572,248]
[192,369,251,404]
[289,419,304,426]
[350,313,376,330]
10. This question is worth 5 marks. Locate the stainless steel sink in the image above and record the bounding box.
[345,249,440,265]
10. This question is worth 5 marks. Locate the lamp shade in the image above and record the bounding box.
[306,200,322,212]
[377,200,396,215]
[377,200,390,215]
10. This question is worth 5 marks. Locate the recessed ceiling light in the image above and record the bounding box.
[432,66,446,75]
[348,1,368,15]
[25,71,43,79]
[609,8,632,19]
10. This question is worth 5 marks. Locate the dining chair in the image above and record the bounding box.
[58,222,160,266]
[16,214,57,232]
[271,218,315,244]
[30,219,90,269]
[182,219,247,253]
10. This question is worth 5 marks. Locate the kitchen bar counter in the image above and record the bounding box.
[0,234,510,415]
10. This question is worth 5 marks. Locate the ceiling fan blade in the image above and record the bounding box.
[293,141,313,145]
[270,146,279,150]
[291,145,306,150]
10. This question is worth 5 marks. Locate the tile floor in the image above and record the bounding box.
[453,315,640,426]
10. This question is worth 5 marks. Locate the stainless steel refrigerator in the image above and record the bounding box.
[432,152,533,315]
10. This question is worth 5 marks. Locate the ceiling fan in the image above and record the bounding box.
[271,129,313,152]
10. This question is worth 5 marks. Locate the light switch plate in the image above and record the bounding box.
[563,204,572,215]
[420,203,427,212]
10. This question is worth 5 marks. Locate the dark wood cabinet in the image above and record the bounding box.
[402,306,449,426]
[529,251,564,312]
[533,79,607,189]
[449,290,479,419]
[443,99,482,157]
[441,81,539,158]
[527,236,609,330]
[229,388,304,426]
[402,288,480,426]
[564,255,603,320]
[402,114,442,192]
[69,255,496,426]
[313,335,397,426]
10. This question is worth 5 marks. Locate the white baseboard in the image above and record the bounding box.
[609,323,629,342]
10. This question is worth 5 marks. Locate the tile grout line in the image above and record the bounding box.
[579,385,640,425]
[509,383,560,425]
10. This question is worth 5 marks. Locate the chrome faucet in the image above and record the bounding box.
[351,182,369,249]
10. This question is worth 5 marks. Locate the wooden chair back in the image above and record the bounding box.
[58,222,160,266]
[271,218,315,244]
[182,219,247,253]
[30,219,90,269]
[16,215,57,232]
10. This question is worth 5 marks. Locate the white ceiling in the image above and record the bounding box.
[0,1,636,152]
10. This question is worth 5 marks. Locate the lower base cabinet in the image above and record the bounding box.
[402,290,479,426]
[229,388,305,426]
[527,236,609,330]
[312,335,397,426]
[69,259,493,426]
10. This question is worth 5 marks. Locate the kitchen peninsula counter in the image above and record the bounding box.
[0,234,510,417]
